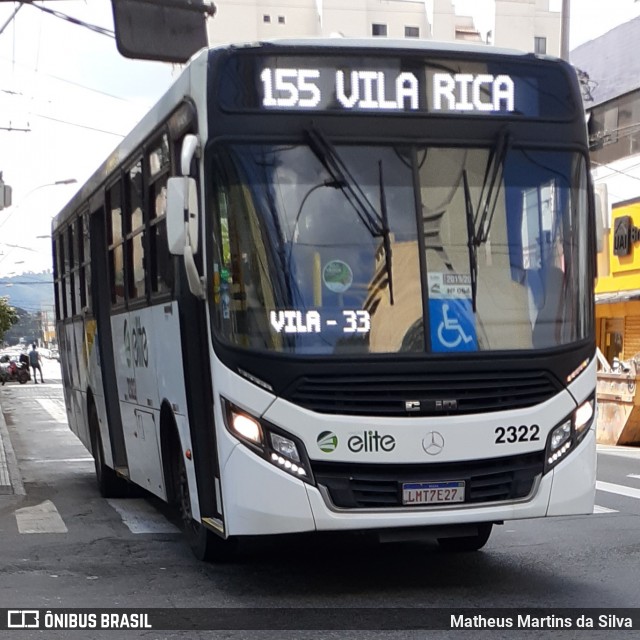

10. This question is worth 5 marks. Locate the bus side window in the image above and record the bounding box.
[53,237,61,320]
[107,181,125,306]
[66,225,75,316]
[148,133,173,295]
[75,215,85,313]
[82,211,92,311]
[126,159,147,301]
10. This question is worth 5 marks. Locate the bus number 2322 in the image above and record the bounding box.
[495,424,540,444]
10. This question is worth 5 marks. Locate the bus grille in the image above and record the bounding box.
[285,371,560,416]
[311,452,544,509]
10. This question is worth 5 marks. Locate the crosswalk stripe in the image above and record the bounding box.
[107,499,180,534]
[15,500,68,534]
[627,474,640,480]
[593,505,618,514]
[13,499,179,535]
[596,480,640,500]
[597,446,640,460]
[37,398,68,424]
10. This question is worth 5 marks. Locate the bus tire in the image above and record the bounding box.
[89,404,128,498]
[437,523,493,552]
[171,438,237,562]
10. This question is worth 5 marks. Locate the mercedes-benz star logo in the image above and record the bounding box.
[422,431,445,456]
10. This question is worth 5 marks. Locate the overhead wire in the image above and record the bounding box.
[25,2,115,38]
[592,159,640,183]
[32,112,126,137]
[0,55,145,102]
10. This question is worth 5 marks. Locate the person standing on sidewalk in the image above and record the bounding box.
[28,344,44,384]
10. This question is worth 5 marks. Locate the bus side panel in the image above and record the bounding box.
[110,308,166,498]
[57,321,76,436]
[81,316,113,466]
[60,321,79,438]
[70,317,90,449]
[153,301,201,516]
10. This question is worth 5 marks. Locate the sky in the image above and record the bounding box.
[0,1,174,278]
[1,0,640,279]
[453,0,640,46]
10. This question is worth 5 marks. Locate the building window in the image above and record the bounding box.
[263,15,270,23]
[534,36,547,54]
[278,16,285,24]
[603,105,619,144]
[372,23,387,37]
[405,26,419,38]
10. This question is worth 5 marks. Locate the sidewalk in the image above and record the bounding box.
[0,393,25,496]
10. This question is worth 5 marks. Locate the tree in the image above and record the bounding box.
[0,296,19,344]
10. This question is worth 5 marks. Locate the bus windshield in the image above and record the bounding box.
[210,142,591,356]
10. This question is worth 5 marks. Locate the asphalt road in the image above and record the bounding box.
[1,360,640,639]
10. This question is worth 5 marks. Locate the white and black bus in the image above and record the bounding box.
[53,39,596,559]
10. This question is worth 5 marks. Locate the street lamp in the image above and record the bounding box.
[0,178,77,272]
[16,178,78,204]
[0,178,78,216]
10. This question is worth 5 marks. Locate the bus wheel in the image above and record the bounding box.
[89,404,128,498]
[437,523,493,552]
[173,443,237,562]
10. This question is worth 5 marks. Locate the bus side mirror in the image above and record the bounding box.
[167,176,199,255]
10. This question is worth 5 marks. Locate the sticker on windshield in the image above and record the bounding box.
[428,272,477,352]
[323,260,353,293]
[428,272,472,299]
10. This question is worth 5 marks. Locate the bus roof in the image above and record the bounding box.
[217,37,537,60]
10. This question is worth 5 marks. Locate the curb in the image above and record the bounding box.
[0,399,26,496]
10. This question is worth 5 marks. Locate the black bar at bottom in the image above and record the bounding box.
[1,608,640,631]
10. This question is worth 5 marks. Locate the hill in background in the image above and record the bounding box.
[0,271,55,315]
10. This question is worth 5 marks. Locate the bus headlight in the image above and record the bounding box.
[270,432,301,462]
[230,412,263,445]
[544,396,595,473]
[221,397,313,482]
[574,398,595,438]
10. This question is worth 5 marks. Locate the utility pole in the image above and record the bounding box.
[0,172,12,211]
[560,0,571,60]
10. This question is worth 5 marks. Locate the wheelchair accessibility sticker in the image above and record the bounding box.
[428,273,477,352]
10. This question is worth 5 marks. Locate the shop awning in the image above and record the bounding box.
[596,289,640,304]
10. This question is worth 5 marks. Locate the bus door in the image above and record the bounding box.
[90,202,129,476]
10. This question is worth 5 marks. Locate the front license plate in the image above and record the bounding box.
[402,481,465,505]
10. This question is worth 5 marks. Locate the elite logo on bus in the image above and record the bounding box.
[124,316,149,368]
[317,431,338,453]
[348,430,396,453]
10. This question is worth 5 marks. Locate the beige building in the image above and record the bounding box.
[494,0,561,55]
[208,0,561,55]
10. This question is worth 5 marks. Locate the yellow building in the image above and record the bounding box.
[596,198,640,363]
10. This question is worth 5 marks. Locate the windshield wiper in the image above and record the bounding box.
[378,160,394,305]
[462,129,511,312]
[306,126,395,305]
[462,169,478,313]
[474,128,511,245]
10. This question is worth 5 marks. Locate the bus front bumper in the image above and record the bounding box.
[221,429,596,537]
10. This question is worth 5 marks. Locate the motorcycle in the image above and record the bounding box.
[0,359,31,385]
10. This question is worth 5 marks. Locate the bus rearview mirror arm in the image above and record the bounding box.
[167,134,205,299]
